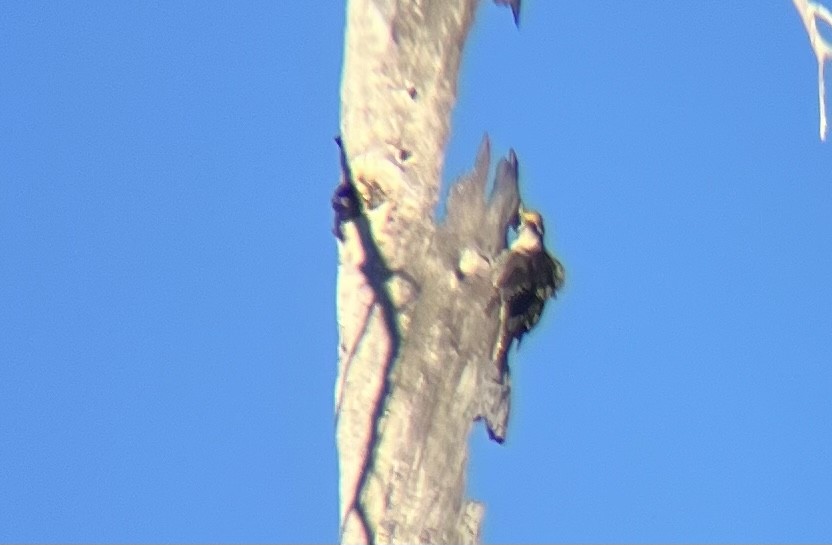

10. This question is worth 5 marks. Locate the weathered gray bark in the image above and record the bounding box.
[335,1,521,543]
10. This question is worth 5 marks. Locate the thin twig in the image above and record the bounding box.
[793,0,832,140]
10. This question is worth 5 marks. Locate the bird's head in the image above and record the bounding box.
[519,205,545,237]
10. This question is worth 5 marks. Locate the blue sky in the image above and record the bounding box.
[1,1,831,543]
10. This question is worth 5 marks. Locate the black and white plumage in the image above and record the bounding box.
[491,207,565,373]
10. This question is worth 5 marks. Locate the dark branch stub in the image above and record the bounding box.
[493,0,522,27]
[332,137,361,240]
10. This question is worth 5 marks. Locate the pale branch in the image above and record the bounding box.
[335,1,532,543]
[335,132,521,543]
[793,0,832,140]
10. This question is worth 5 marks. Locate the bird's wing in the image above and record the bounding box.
[494,251,533,297]
[531,251,565,300]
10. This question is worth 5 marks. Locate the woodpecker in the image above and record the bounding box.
[491,206,565,374]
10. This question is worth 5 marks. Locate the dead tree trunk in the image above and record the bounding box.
[334,1,524,543]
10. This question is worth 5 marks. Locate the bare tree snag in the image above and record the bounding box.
[334,1,530,543]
